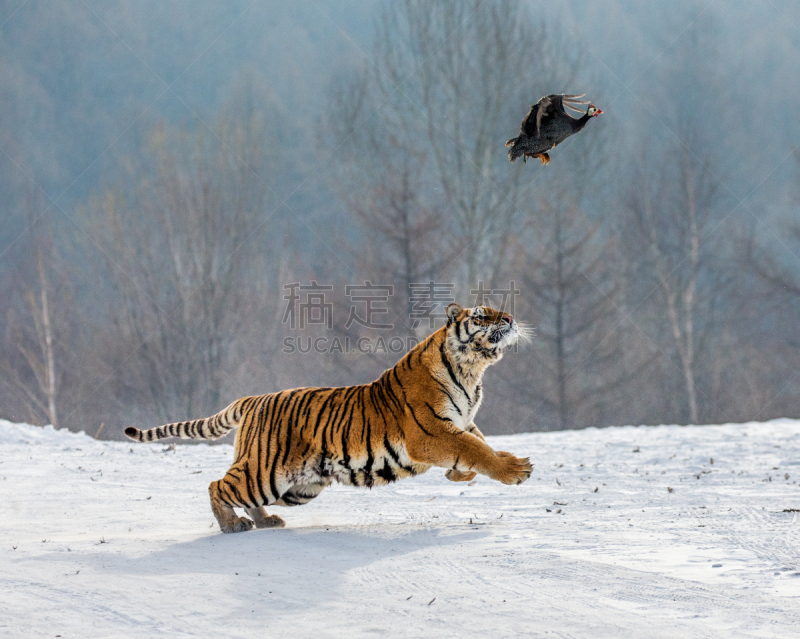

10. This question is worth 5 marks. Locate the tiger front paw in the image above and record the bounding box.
[492,451,533,485]
[445,469,477,482]
[254,514,285,529]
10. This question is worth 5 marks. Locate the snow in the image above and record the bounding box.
[1,418,799,638]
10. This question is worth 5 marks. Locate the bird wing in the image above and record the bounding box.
[533,95,562,135]
[523,94,589,136]
[519,102,540,137]
[562,93,589,108]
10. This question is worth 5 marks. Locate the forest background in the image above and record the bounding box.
[2,0,800,437]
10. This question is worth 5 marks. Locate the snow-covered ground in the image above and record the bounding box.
[1,419,798,638]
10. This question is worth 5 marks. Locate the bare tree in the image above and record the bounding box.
[325,79,453,336]
[91,110,274,422]
[736,154,800,418]
[327,0,581,293]
[624,144,723,424]
[3,204,62,427]
[21,250,59,426]
[504,199,634,430]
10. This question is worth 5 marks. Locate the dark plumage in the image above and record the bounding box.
[506,94,603,165]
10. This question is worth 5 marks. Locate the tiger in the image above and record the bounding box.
[124,303,533,533]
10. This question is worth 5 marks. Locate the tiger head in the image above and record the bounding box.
[444,303,530,369]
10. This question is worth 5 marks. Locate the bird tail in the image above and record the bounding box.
[506,140,522,163]
[124,400,244,442]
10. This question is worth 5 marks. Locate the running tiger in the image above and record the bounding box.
[125,303,532,533]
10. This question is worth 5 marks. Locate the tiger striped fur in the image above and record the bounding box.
[124,303,533,533]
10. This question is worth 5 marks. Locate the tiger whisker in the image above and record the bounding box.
[513,322,535,343]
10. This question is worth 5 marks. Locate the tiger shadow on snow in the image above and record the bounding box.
[164,525,492,622]
[29,525,493,625]
[32,524,493,579]
[146,524,493,576]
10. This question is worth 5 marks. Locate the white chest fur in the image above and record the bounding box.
[438,372,483,430]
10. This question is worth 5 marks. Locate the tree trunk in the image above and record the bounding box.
[555,214,568,430]
[40,280,58,428]
[642,158,701,425]
[682,158,700,424]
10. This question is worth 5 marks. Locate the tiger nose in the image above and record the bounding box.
[502,314,513,325]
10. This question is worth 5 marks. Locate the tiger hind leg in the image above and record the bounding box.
[245,507,286,529]
[445,469,477,482]
[208,477,255,534]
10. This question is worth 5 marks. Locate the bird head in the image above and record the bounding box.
[587,105,603,117]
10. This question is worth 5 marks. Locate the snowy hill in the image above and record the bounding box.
[1,419,799,637]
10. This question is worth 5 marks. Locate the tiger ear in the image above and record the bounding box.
[446,303,462,323]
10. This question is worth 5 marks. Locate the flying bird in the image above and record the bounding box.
[506,94,603,165]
